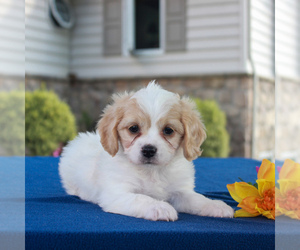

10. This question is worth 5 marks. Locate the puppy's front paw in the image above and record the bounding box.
[144,201,178,221]
[200,200,234,218]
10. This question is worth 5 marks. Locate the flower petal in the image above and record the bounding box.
[227,183,242,203]
[275,203,283,217]
[234,208,259,218]
[261,210,275,220]
[257,159,275,182]
[292,210,300,220]
[238,196,258,214]
[255,204,275,220]
[276,205,288,216]
[277,207,300,220]
[275,187,283,199]
[256,179,275,197]
[278,160,291,179]
[279,159,300,181]
[234,182,260,200]
[278,179,300,195]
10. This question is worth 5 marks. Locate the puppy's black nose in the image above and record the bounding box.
[142,145,157,158]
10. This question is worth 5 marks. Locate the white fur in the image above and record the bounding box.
[132,81,179,121]
[59,83,234,221]
[123,82,180,166]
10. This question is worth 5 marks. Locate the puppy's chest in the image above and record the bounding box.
[137,173,171,201]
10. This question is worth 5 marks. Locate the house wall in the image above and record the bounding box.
[70,0,248,79]
[274,0,300,162]
[0,0,24,76]
[250,0,275,79]
[3,0,299,82]
[25,0,70,78]
[250,0,300,80]
[0,75,24,91]
[254,78,275,159]
[275,0,300,79]
[9,0,299,159]
[276,78,300,162]
[25,75,255,157]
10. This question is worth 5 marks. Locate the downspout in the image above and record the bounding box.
[248,0,258,159]
[275,73,279,163]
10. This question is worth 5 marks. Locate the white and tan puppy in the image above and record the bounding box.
[59,82,234,221]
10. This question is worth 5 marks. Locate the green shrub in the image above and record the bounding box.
[0,91,25,155]
[25,88,77,156]
[193,98,230,157]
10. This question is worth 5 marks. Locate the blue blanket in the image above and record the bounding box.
[25,157,275,249]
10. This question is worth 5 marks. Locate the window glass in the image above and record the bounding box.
[135,0,160,49]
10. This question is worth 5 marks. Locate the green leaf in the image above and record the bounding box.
[238,177,245,182]
[25,88,77,156]
[193,98,230,157]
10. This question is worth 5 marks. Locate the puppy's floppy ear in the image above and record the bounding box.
[97,93,131,157]
[181,97,207,161]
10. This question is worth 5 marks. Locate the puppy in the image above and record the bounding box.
[59,82,234,221]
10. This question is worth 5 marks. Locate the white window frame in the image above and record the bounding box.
[126,0,165,56]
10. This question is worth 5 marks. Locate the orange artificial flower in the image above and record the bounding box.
[276,159,300,220]
[227,159,275,219]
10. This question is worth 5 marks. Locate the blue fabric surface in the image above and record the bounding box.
[0,157,25,250]
[25,157,275,250]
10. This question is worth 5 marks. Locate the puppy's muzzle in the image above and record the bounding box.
[142,145,157,158]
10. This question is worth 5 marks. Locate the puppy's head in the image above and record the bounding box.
[97,82,206,165]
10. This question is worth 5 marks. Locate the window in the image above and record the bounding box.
[135,0,160,50]
[49,0,74,29]
[124,0,185,56]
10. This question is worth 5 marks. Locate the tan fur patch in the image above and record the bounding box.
[180,97,207,161]
[117,98,151,150]
[97,92,134,156]
[156,104,184,150]
[97,91,206,161]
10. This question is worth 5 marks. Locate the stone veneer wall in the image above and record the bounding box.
[3,74,294,159]
[276,78,300,162]
[25,74,256,157]
[254,78,275,159]
[0,75,24,91]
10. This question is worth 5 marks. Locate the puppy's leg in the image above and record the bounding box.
[100,193,178,221]
[169,191,234,218]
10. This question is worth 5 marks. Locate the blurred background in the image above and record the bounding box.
[0,0,299,161]
[0,1,299,248]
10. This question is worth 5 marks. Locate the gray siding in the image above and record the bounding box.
[103,0,122,56]
[250,0,275,78]
[25,0,70,78]
[275,0,300,79]
[0,0,24,76]
[71,0,103,67]
[165,0,186,52]
[71,0,246,79]
[2,0,299,80]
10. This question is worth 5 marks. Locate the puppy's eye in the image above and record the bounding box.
[163,127,174,135]
[129,125,139,134]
